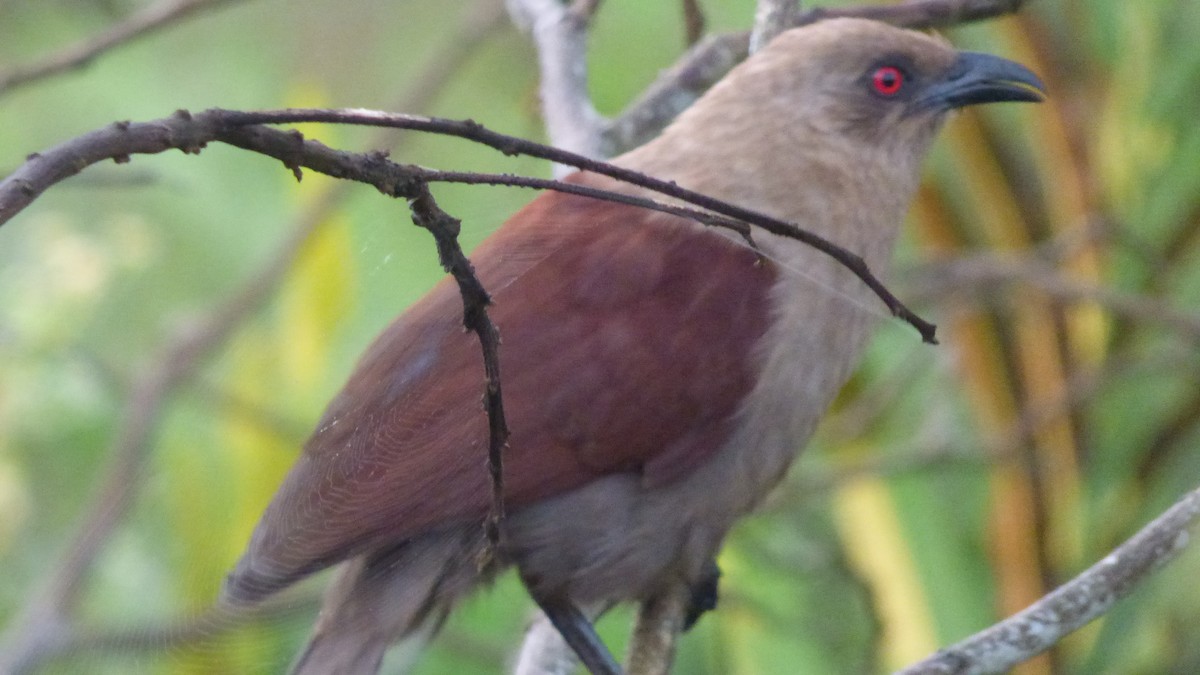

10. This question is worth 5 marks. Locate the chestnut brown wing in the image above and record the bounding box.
[225,175,776,602]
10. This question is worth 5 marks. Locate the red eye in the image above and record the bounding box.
[872,66,905,96]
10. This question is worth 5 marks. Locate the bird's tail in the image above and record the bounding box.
[289,527,486,675]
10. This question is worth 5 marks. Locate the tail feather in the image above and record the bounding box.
[289,527,485,675]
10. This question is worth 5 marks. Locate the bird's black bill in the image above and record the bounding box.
[919,51,1046,110]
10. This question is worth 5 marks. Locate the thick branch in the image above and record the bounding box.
[895,483,1200,675]
[751,0,800,53]
[506,0,607,165]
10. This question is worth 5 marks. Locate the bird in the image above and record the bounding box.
[221,17,1043,675]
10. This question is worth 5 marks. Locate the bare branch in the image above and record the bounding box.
[895,483,1200,675]
[0,107,938,342]
[625,581,689,675]
[681,0,706,46]
[406,184,510,570]
[506,0,607,167]
[601,32,750,155]
[750,0,800,53]
[0,0,247,97]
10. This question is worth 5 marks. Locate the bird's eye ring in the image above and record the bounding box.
[871,66,905,97]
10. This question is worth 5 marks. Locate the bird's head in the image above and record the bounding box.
[767,18,1042,147]
[625,17,1044,248]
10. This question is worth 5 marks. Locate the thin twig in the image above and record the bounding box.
[894,483,1200,675]
[406,184,510,571]
[601,32,750,155]
[0,0,247,97]
[625,581,689,675]
[223,108,941,342]
[417,168,753,239]
[681,0,706,46]
[0,107,938,341]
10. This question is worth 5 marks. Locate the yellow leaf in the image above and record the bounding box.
[833,474,937,669]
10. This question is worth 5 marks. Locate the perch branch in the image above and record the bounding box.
[895,483,1200,675]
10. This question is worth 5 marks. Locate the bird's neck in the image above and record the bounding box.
[616,121,921,280]
[607,118,929,517]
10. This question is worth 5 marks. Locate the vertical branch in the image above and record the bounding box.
[506,0,609,168]
[406,184,510,569]
[681,0,706,46]
[625,581,690,675]
[750,0,800,53]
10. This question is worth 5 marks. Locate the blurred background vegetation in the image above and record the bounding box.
[0,0,1198,673]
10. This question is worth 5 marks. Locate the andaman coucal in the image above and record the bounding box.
[221,18,1044,674]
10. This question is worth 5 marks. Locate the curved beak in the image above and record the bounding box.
[917,51,1046,111]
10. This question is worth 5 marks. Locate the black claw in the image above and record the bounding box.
[683,560,721,631]
[535,596,623,675]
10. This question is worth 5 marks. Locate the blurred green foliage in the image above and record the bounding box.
[1,1,1198,674]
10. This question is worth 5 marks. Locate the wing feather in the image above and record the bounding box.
[227,173,776,600]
